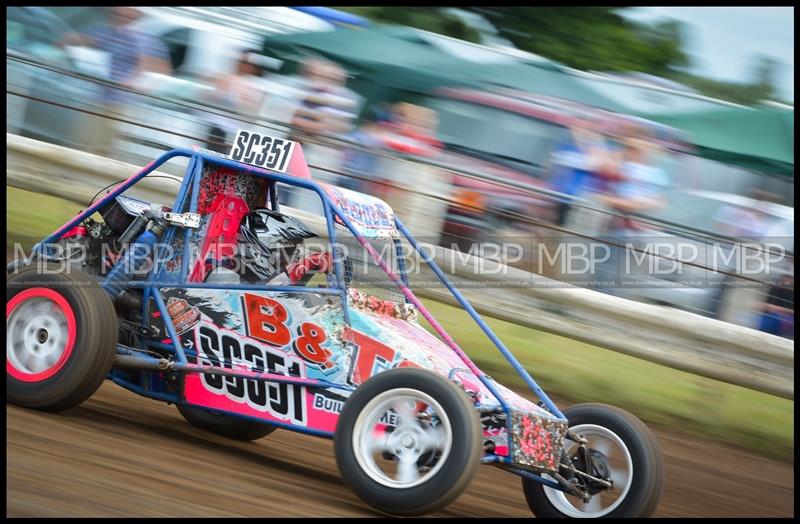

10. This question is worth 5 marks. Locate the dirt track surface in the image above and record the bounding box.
[7,382,794,517]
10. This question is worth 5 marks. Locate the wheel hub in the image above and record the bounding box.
[401,434,415,449]
[352,389,453,489]
[389,427,424,458]
[8,295,71,377]
[577,448,612,495]
[542,424,634,517]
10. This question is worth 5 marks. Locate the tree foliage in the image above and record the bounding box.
[341,7,481,43]
[469,7,688,75]
[342,7,688,74]
[341,7,785,105]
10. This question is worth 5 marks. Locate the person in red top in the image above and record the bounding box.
[378,102,443,155]
[369,103,442,204]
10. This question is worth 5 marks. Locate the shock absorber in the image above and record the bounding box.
[102,211,166,303]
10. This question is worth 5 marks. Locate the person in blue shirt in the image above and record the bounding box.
[758,270,794,338]
[60,7,171,155]
[338,104,396,193]
[62,7,171,98]
[549,119,610,226]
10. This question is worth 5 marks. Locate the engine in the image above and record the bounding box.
[23,195,167,280]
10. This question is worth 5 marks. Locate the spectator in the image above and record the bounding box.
[289,58,359,144]
[758,270,794,338]
[339,106,391,193]
[378,102,442,155]
[710,191,786,320]
[601,135,670,230]
[60,6,171,155]
[365,102,446,236]
[338,102,443,199]
[595,132,670,294]
[202,48,269,153]
[364,102,442,202]
[548,117,612,226]
[714,190,782,239]
[284,58,360,210]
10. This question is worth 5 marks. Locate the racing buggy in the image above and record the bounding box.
[7,132,663,517]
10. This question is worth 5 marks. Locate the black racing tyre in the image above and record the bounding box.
[177,404,277,441]
[334,368,482,516]
[7,265,118,411]
[522,403,663,518]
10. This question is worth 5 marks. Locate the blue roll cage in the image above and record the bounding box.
[33,148,568,490]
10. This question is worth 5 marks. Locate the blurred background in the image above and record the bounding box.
[5,6,794,517]
[7,5,793,332]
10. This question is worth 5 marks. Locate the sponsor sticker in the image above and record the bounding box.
[194,320,307,426]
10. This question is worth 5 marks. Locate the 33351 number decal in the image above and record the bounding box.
[229,130,295,173]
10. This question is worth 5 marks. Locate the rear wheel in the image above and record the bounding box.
[7,266,118,411]
[522,403,663,518]
[334,368,482,516]
[176,404,277,441]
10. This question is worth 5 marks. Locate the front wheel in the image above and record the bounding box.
[522,404,663,518]
[334,368,482,516]
[7,266,118,411]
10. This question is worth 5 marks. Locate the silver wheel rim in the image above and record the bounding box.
[543,424,633,518]
[352,388,453,489]
[7,297,69,375]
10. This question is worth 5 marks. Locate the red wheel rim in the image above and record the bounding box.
[7,287,77,382]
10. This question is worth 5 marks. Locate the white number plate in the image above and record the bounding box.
[228,130,296,173]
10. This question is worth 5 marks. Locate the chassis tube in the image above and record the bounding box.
[151,290,187,365]
[37,149,187,249]
[395,218,566,421]
[113,353,354,392]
